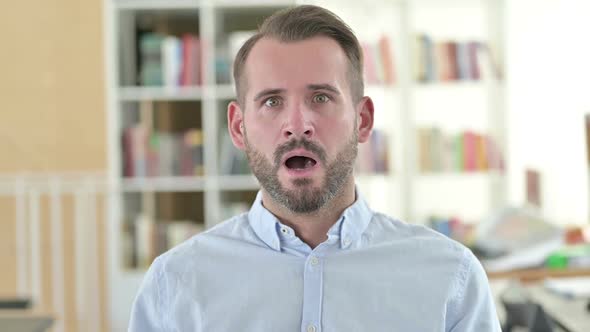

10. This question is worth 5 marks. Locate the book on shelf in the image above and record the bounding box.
[435,42,452,81]
[122,125,149,177]
[417,127,431,172]
[162,36,182,87]
[180,34,202,86]
[379,36,396,85]
[430,127,444,171]
[123,125,204,177]
[139,33,164,86]
[122,214,205,269]
[181,129,205,176]
[413,34,501,83]
[475,134,489,170]
[463,130,478,171]
[445,42,459,81]
[138,32,202,87]
[356,128,391,174]
[414,34,437,82]
[361,35,396,86]
[455,42,470,80]
[428,215,476,247]
[416,127,504,173]
[468,41,481,80]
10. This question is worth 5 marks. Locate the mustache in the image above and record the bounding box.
[273,138,327,166]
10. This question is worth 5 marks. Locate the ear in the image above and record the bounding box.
[228,101,246,150]
[356,96,374,143]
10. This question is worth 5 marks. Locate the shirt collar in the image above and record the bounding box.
[247,188,374,251]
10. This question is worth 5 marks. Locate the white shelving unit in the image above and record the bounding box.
[405,0,507,223]
[104,0,506,330]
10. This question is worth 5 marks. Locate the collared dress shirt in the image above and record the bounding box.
[129,190,501,331]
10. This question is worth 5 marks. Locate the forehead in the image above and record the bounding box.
[243,36,350,97]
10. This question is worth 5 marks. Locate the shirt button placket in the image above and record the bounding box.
[302,254,323,332]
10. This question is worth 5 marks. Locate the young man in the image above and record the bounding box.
[129,5,501,331]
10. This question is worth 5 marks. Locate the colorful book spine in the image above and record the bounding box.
[182,129,204,176]
[413,35,502,82]
[362,36,397,85]
[123,127,205,178]
[139,33,164,86]
[467,41,481,80]
[379,36,396,85]
[356,129,391,174]
[463,131,478,172]
[162,36,182,87]
[416,128,503,173]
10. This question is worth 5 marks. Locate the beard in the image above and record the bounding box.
[244,129,358,214]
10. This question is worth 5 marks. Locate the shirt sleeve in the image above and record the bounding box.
[128,257,167,332]
[446,248,502,332]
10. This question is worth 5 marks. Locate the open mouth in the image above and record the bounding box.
[285,156,317,170]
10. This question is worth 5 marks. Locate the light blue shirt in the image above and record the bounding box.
[129,190,501,331]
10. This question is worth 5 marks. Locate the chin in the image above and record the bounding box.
[281,172,322,188]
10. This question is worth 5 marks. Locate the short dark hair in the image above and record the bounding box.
[233,5,364,105]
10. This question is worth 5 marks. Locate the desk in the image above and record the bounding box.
[526,284,590,332]
[0,311,53,332]
[491,273,590,332]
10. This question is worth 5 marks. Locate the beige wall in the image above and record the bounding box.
[0,1,107,331]
[0,1,106,172]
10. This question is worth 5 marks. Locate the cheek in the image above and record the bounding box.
[245,120,278,153]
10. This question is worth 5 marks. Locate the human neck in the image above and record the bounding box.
[260,178,356,249]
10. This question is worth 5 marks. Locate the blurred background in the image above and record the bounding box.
[1,0,590,331]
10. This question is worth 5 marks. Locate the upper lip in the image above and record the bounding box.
[281,149,319,165]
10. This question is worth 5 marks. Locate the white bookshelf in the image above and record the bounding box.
[104,0,506,330]
[118,86,205,101]
[120,176,207,192]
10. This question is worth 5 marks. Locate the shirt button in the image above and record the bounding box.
[309,256,319,266]
[343,238,352,246]
[281,227,288,234]
[307,324,317,332]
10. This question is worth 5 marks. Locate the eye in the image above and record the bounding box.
[264,96,282,108]
[312,93,330,103]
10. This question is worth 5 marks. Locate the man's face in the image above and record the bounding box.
[231,36,369,213]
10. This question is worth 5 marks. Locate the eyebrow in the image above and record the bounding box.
[253,88,285,102]
[252,84,341,102]
[307,84,341,95]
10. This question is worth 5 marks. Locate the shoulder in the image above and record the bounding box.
[366,212,489,295]
[367,212,467,254]
[364,212,476,276]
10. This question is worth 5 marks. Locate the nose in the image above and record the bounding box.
[282,104,314,140]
